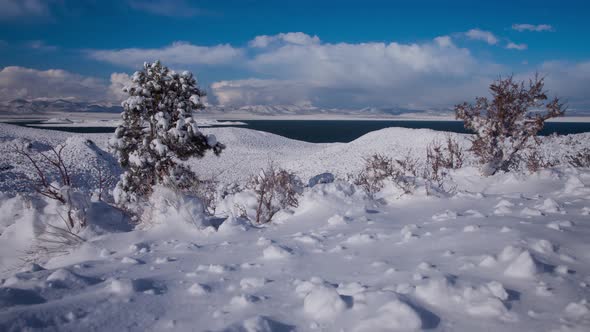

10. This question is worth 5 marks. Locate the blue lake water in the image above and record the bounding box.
[5,119,590,143]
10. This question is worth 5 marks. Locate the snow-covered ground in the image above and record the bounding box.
[1,123,590,331]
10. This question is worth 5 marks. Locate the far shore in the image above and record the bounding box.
[1,111,590,124]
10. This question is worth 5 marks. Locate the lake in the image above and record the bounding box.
[5,119,590,143]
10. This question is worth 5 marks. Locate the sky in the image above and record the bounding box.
[0,0,589,113]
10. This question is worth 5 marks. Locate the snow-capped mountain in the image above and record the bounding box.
[0,99,459,118]
[0,99,122,114]
[204,104,454,118]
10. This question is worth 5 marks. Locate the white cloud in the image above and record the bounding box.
[108,73,132,102]
[434,35,454,48]
[0,0,50,20]
[533,61,590,111]
[88,42,243,68]
[249,32,321,48]
[212,33,500,108]
[211,79,313,106]
[0,66,110,103]
[465,29,498,45]
[4,32,590,113]
[26,40,58,51]
[506,42,527,50]
[512,24,553,32]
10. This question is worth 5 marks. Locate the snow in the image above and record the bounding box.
[1,123,590,331]
[303,284,348,321]
[262,244,292,260]
[354,300,422,331]
[504,250,540,279]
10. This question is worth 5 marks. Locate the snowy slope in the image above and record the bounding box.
[2,123,588,190]
[1,123,590,331]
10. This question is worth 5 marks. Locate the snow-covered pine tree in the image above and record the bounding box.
[109,60,224,208]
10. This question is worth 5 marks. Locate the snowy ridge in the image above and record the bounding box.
[0,124,590,331]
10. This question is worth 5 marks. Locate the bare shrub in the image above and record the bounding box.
[423,135,464,192]
[524,148,558,172]
[249,163,303,224]
[354,154,395,197]
[455,74,565,175]
[13,144,88,255]
[13,144,86,231]
[186,177,219,216]
[568,148,590,168]
[354,153,418,198]
[93,160,117,202]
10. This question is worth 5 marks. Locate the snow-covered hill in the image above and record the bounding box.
[1,124,590,331]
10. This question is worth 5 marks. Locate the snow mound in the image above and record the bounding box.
[229,294,260,308]
[188,283,211,295]
[107,278,135,296]
[240,277,269,289]
[415,278,511,319]
[220,315,294,332]
[345,233,376,245]
[262,244,292,260]
[303,285,348,321]
[45,268,97,288]
[353,300,422,331]
[536,198,562,213]
[504,251,539,279]
[142,186,210,230]
[432,210,458,221]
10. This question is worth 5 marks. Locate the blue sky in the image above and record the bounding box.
[1,0,589,112]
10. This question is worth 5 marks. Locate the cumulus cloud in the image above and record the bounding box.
[434,35,454,48]
[249,32,321,48]
[0,0,50,20]
[534,61,590,111]
[506,42,527,50]
[211,33,500,108]
[465,29,498,45]
[108,72,132,102]
[4,32,590,113]
[88,42,243,68]
[512,24,553,32]
[0,66,116,103]
[211,79,313,106]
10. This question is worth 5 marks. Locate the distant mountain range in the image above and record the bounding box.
[0,99,453,118]
[3,99,585,118]
[203,104,455,118]
[0,99,123,114]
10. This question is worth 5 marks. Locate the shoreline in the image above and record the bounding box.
[1,111,590,123]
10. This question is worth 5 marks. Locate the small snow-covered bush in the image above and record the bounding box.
[140,185,210,230]
[354,154,417,198]
[455,74,565,176]
[568,148,590,168]
[249,163,303,224]
[354,154,394,197]
[109,60,225,211]
[424,136,463,194]
[187,177,219,216]
[13,144,87,232]
[524,147,558,173]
